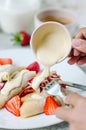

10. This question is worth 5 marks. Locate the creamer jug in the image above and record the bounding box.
[0,0,41,33]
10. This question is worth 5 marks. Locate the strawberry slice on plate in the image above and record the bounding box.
[5,95,21,116]
[0,58,12,65]
[44,96,60,115]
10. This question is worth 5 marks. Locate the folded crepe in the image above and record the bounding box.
[20,92,45,118]
[20,71,66,118]
[0,64,24,82]
[0,69,36,109]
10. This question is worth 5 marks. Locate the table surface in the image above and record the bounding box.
[0,2,86,129]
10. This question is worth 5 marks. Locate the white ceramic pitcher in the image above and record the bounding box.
[0,0,41,33]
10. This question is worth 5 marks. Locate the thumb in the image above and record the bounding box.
[54,107,72,122]
[69,124,79,130]
[72,39,86,53]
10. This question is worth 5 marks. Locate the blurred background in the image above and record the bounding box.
[0,0,86,34]
[41,0,86,27]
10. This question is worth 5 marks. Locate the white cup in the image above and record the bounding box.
[30,22,72,66]
[34,8,78,36]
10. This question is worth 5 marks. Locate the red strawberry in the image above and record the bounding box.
[0,58,12,65]
[26,61,40,73]
[44,96,60,115]
[12,31,31,46]
[5,95,21,116]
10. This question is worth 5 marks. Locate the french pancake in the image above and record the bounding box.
[0,66,36,109]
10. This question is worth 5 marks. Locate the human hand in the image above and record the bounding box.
[68,27,86,65]
[54,93,86,130]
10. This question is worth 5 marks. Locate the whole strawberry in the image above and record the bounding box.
[12,31,31,46]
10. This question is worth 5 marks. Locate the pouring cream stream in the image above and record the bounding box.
[30,22,71,90]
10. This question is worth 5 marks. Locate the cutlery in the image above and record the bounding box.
[44,79,86,97]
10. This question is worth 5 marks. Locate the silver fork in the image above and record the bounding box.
[44,80,66,99]
[57,79,86,91]
[44,79,86,97]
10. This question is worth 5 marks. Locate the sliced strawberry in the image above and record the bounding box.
[26,61,40,73]
[44,96,60,115]
[5,95,21,116]
[0,58,12,65]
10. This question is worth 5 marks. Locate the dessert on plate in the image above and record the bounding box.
[0,62,67,118]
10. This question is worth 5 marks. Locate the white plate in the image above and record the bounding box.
[0,48,86,129]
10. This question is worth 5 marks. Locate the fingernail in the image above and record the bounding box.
[73,39,81,47]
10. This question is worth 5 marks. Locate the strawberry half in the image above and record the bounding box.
[12,31,31,46]
[26,61,40,73]
[0,58,12,65]
[44,96,60,115]
[5,95,21,116]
